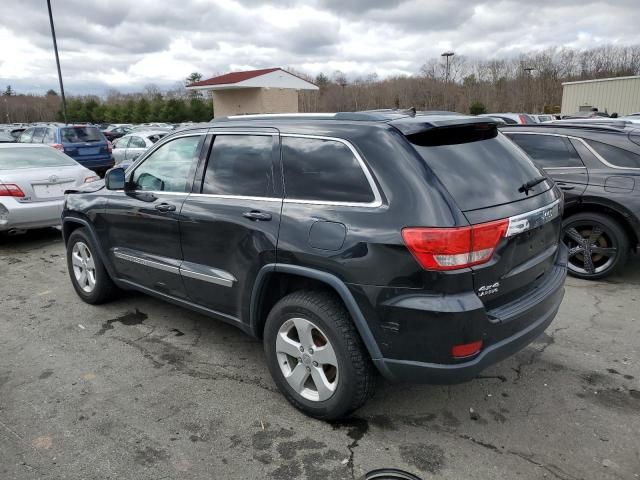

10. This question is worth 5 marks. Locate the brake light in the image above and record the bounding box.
[402,219,508,271]
[0,183,26,198]
[518,114,528,124]
[107,141,113,153]
[52,143,64,151]
[452,340,483,358]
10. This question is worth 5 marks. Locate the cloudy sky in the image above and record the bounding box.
[1,0,639,95]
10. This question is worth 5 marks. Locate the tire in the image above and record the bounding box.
[263,290,376,420]
[66,228,118,304]
[562,212,629,280]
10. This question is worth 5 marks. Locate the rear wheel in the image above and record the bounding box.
[66,228,118,303]
[264,290,376,420]
[562,212,629,280]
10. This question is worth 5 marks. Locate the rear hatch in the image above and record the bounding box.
[60,126,110,160]
[393,117,563,307]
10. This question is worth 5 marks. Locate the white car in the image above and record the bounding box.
[112,130,168,166]
[0,144,99,235]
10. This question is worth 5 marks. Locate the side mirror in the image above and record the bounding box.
[105,167,126,190]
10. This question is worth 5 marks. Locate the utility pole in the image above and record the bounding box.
[523,66,535,113]
[441,51,455,110]
[47,0,67,124]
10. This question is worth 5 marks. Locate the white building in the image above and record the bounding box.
[561,75,640,116]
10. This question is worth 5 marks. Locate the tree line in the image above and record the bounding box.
[2,44,640,124]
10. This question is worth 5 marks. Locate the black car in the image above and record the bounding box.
[62,113,567,419]
[502,123,640,279]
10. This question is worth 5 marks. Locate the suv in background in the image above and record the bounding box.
[62,113,567,419]
[502,123,640,279]
[19,125,113,175]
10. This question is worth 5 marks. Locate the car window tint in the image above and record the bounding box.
[129,136,146,148]
[508,134,584,168]
[43,128,55,143]
[282,137,374,203]
[586,140,640,168]
[202,135,275,197]
[31,128,45,143]
[131,135,202,192]
[19,129,34,143]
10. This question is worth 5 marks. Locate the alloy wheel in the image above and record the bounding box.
[275,317,339,402]
[563,221,618,276]
[71,241,97,293]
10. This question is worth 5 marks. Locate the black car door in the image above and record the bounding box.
[103,131,207,298]
[179,129,282,322]
[506,132,588,206]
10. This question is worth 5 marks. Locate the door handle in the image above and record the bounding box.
[155,203,177,212]
[556,183,575,191]
[243,210,272,221]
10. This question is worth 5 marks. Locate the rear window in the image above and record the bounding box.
[410,126,548,211]
[60,127,104,143]
[587,139,640,168]
[0,147,77,169]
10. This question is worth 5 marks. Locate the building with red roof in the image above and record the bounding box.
[186,67,318,118]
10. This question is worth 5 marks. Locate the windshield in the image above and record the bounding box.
[60,126,104,143]
[411,128,548,211]
[0,146,78,169]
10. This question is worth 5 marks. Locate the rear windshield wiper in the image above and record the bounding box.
[519,176,547,194]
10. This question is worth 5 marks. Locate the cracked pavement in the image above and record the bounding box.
[1,229,639,480]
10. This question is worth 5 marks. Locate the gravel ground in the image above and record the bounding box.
[0,228,639,480]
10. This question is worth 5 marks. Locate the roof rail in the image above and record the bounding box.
[502,122,630,133]
[214,111,413,122]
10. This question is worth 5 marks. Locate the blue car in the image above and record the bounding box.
[19,125,114,174]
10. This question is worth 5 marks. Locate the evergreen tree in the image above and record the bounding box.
[134,97,150,123]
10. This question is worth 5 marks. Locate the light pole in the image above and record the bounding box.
[441,51,455,110]
[47,0,67,123]
[523,66,535,113]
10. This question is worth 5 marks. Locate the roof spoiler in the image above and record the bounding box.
[389,116,501,136]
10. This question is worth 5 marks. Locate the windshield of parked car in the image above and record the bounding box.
[0,146,78,169]
[60,126,104,143]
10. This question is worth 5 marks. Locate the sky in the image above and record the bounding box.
[1,0,640,95]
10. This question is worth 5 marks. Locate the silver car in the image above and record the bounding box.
[112,130,168,166]
[0,144,99,234]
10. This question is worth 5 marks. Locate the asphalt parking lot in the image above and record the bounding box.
[0,229,638,480]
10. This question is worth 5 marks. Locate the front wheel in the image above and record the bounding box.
[562,212,629,280]
[263,290,376,420]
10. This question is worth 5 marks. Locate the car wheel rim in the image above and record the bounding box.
[563,221,618,276]
[275,317,339,402]
[71,241,96,293]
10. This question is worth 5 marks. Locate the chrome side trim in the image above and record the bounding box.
[180,266,236,288]
[188,193,281,202]
[542,166,586,171]
[505,131,640,171]
[113,250,180,274]
[505,199,561,237]
[280,133,383,208]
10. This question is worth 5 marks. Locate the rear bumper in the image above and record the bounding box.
[359,244,568,383]
[0,197,64,231]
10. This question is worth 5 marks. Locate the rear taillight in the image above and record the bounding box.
[107,141,113,153]
[0,183,26,198]
[518,114,528,124]
[402,219,508,271]
[52,143,64,151]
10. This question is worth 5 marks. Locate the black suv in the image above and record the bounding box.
[62,112,567,419]
[502,123,640,279]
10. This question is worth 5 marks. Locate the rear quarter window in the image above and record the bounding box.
[282,137,375,204]
[587,139,640,168]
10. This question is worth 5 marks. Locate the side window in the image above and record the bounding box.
[19,128,34,143]
[128,136,146,148]
[202,135,275,197]
[43,128,55,143]
[31,128,45,143]
[131,135,202,192]
[113,137,129,149]
[282,137,375,203]
[508,134,584,168]
[586,140,640,168]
